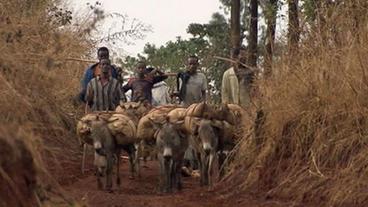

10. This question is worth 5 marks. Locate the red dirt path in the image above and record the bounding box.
[63,157,284,207]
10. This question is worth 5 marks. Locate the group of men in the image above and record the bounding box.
[78,47,209,112]
[78,46,253,112]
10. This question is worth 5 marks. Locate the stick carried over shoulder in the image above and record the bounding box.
[214,56,258,72]
[147,68,178,77]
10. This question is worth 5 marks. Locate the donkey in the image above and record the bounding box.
[192,119,221,190]
[153,120,188,193]
[115,101,150,179]
[90,117,121,192]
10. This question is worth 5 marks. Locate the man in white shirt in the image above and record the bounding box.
[221,46,253,108]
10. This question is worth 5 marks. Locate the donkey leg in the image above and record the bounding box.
[164,158,172,193]
[203,154,210,186]
[158,154,165,193]
[176,160,183,191]
[199,153,205,186]
[218,150,226,178]
[81,143,87,174]
[134,142,141,178]
[213,152,220,183]
[105,153,114,192]
[169,160,176,193]
[127,145,136,179]
[208,152,217,191]
[116,149,121,189]
[96,167,103,190]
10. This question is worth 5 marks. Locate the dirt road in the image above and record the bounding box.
[63,157,272,207]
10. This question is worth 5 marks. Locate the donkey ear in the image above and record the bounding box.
[84,119,92,125]
[193,124,199,136]
[191,117,203,136]
[192,117,201,125]
[148,117,164,130]
[172,119,184,127]
[220,103,229,110]
[210,120,223,130]
[142,100,151,108]
[130,101,138,108]
[165,115,170,123]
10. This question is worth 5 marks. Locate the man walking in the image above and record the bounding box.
[177,55,207,107]
[221,46,254,108]
[176,55,208,172]
[85,59,125,112]
[122,61,168,105]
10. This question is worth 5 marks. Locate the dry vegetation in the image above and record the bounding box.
[2,0,368,206]
[0,0,95,205]
[224,1,368,207]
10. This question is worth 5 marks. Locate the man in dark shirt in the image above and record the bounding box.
[122,61,168,104]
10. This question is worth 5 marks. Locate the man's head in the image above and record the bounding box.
[100,58,111,76]
[232,46,247,70]
[97,47,109,61]
[187,55,199,74]
[136,61,147,78]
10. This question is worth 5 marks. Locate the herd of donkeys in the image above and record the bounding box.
[77,101,246,193]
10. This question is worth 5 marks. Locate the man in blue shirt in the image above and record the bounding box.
[78,47,118,102]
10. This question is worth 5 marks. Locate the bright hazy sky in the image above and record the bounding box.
[71,0,223,57]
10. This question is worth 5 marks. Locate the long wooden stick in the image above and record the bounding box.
[213,56,258,72]
[27,53,97,63]
[164,72,177,76]
[64,57,96,63]
[62,58,176,76]
[147,69,177,77]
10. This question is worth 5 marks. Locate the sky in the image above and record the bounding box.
[71,0,223,57]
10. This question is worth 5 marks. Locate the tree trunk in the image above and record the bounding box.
[288,0,300,55]
[236,0,257,108]
[248,0,258,67]
[231,0,241,50]
[264,0,278,77]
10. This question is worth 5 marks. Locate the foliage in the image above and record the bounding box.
[70,1,152,57]
[224,1,368,206]
[100,12,153,47]
[130,12,231,102]
[0,0,144,205]
[47,5,73,26]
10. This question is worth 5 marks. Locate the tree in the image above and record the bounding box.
[221,0,249,44]
[264,0,278,77]
[288,0,299,55]
[248,0,258,67]
[231,0,241,49]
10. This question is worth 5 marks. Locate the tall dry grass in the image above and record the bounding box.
[227,1,368,206]
[0,0,97,205]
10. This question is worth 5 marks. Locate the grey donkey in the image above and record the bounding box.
[90,118,122,192]
[192,119,221,190]
[153,120,188,193]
